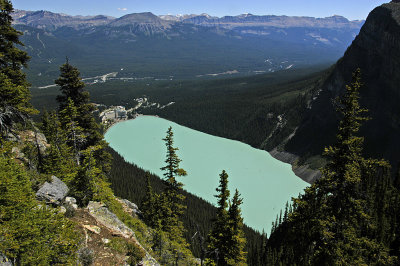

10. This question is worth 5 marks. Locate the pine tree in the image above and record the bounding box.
[55,59,101,147]
[54,60,112,173]
[0,0,30,86]
[159,126,187,240]
[207,170,231,265]
[227,189,247,265]
[55,58,89,110]
[0,1,37,138]
[142,172,157,227]
[70,145,114,206]
[265,69,395,265]
[59,98,86,165]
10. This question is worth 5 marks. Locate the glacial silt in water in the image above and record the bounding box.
[105,116,308,232]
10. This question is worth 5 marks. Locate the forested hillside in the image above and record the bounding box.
[4,0,400,265]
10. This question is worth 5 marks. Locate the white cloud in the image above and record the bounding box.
[117,8,128,11]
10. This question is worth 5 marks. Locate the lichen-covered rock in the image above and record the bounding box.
[87,201,136,239]
[19,130,49,155]
[87,201,160,265]
[139,253,160,266]
[59,206,67,214]
[36,176,69,205]
[34,132,49,155]
[0,253,13,266]
[64,196,78,210]
[83,225,101,235]
[11,147,26,161]
[5,132,19,142]
[116,198,142,218]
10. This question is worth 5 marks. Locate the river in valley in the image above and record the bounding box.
[105,116,308,232]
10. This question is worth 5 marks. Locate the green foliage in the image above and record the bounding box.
[227,190,247,265]
[106,237,146,265]
[0,1,37,137]
[55,59,102,149]
[265,69,398,265]
[126,241,146,265]
[207,171,247,265]
[39,60,113,206]
[78,247,94,266]
[69,145,114,206]
[0,0,29,86]
[55,58,89,110]
[158,127,187,240]
[0,148,79,265]
[142,172,157,227]
[108,148,264,264]
[59,98,86,164]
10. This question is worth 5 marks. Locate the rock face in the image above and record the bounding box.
[87,201,160,265]
[286,2,400,171]
[87,201,136,239]
[116,198,142,218]
[36,176,69,205]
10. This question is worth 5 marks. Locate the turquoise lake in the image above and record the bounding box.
[105,116,308,232]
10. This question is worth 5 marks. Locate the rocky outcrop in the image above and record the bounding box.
[86,201,159,265]
[87,201,136,239]
[36,176,69,205]
[19,130,49,156]
[64,196,78,210]
[116,198,142,218]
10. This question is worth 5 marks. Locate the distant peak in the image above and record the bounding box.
[239,13,253,18]
[199,13,212,18]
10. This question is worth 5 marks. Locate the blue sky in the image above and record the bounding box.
[12,0,388,20]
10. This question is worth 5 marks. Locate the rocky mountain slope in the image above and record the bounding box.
[182,13,363,29]
[285,1,400,178]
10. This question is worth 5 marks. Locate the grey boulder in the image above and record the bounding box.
[36,176,69,205]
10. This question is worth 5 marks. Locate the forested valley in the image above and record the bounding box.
[3,0,400,265]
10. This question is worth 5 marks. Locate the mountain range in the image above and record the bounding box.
[12,10,363,30]
[12,10,363,86]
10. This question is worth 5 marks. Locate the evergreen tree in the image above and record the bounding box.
[55,58,89,110]
[265,69,396,265]
[54,60,112,186]
[0,1,37,137]
[227,189,247,265]
[141,172,157,227]
[159,126,187,240]
[55,59,102,147]
[207,170,231,265]
[70,145,114,206]
[0,0,30,86]
[59,98,86,165]
[0,148,79,264]
[39,110,78,182]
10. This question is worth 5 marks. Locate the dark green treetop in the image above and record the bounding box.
[55,59,89,110]
[0,1,37,137]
